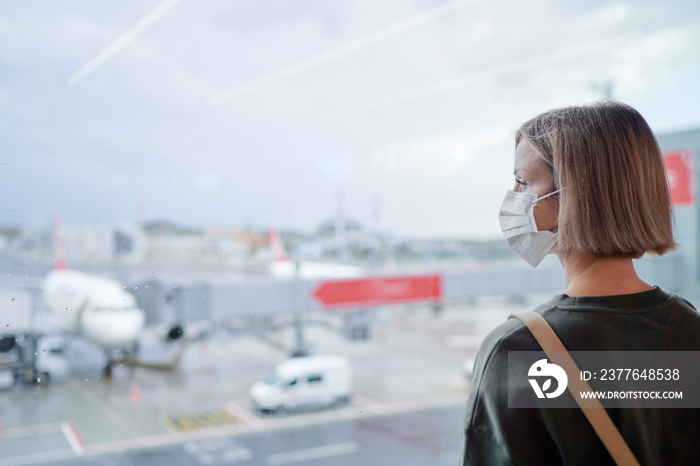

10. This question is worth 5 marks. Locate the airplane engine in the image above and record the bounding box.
[166,324,184,341]
[0,336,16,353]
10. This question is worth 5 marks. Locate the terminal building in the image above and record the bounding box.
[656,127,700,305]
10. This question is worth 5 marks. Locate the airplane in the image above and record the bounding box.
[267,229,364,279]
[41,216,186,378]
[43,267,146,352]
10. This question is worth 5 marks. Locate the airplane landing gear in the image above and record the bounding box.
[103,361,113,381]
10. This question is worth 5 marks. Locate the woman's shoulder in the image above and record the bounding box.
[464,309,551,428]
[478,308,549,356]
[469,304,571,386]
[469,310,545,385]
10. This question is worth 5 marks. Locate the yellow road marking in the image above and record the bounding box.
[159,410,240,432]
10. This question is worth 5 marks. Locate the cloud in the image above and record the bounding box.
[397,125,511,180]
[209,0,480,105]
[3,1,700,238]
[611,20,700,94]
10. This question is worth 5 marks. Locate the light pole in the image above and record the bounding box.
[291,261,308,357]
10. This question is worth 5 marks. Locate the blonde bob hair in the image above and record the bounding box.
[515,101,676,258]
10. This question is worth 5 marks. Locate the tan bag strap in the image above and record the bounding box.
[510,311,640,466]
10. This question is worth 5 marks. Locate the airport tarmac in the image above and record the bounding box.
[0,300,527,465]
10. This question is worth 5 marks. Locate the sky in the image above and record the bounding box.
[2,0,700,239]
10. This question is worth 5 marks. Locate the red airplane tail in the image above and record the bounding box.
[268,229,290,262]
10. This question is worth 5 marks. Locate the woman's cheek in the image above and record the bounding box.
[534,201,558,232]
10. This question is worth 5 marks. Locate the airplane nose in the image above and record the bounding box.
[81,309,145,349]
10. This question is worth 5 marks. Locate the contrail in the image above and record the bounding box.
[67,0,182,87]
[320,31,641,120]
[210,0,479,106]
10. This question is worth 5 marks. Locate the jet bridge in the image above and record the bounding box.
[131,253,682,324]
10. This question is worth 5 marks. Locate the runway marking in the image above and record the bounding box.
[0,421,65,438]
[160,410,240,432]
[266,441,360,465]
[0,421,84,455]
[184,438,254,464]
[223,400,263,430]
[351,393,386,413]
[377,395,465,415]
[0,448,77,466]
[84,423,255,455]
[61,422,86,454]
[0,395,465,463]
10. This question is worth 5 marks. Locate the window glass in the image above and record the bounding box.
[1,2,699,465]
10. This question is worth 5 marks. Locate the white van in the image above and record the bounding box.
[250,355,352,412]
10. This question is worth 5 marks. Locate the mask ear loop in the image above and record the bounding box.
[535,187,564,236]
[535,187,564,203]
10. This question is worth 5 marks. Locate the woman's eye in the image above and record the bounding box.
[515,179,527,191]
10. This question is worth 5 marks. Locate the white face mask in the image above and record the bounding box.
[499,189,561,268]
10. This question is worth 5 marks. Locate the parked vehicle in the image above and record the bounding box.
[0,335,69,389]
[250,355,352,412]
[35,336,69,384]
[0,368,13,389]
[0,335,19,389]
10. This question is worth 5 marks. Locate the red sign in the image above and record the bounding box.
[313,274,442,309]
[663,151,694,206]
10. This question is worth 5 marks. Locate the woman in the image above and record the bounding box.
[460,101,700,465]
